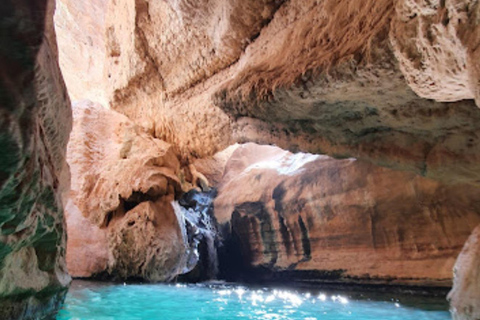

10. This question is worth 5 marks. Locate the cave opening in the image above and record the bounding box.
[2,0,480,319]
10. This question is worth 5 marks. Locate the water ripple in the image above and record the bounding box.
[57,281,451,320]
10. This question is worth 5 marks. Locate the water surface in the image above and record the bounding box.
[57,280,451,320]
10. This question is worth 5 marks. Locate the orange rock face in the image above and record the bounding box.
[0,0,72,319]
[391,0,480,104]
[3,0,480,318]
[54,0,480,187]
[54,0,109,106]
[64,198,108,278]
[66,101,188,281]
[448,225,480,320]
[211,144,480,286]
[48,0,480,315]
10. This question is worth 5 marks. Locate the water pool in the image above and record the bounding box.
[57,281,451,320]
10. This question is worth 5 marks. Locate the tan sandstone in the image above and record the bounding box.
[211,144,480,286]
[47,0,480,317]
[65,100,188,281]
[54,0,480,187]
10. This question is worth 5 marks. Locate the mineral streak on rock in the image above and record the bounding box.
[211,144,480,287]
[8,0,480,317]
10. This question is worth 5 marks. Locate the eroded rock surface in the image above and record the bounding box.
[449,225,480,320]
[66,101,188,281]
[210,144,480,286]
[0,0,72,319]
[54,0,480,187]
[50,0,480,314]
[391,0,480,104]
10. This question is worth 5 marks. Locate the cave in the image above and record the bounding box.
[1,0,480,319]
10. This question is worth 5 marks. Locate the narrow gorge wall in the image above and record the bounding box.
[0,0,474,318]
[0,0,72,319]
[201,144,480,287]
[52,0,480,317]
[2,0,480,318]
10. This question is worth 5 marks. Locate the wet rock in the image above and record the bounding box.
[0,0,72,318]
[175,189,219,282]
[107,199,187,281]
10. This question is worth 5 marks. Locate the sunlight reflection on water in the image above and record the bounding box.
[57,280,451,320]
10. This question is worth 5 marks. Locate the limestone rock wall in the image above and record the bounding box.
[66,101,190,281]
[212,0,480,186]
[391,0,480,104]
[3,0,480,318]
[448,225,480,320]
[0,0,72,319]
[105,0,284,97]
[211,144,480,286]
[50,0,480,314]
[194,144,240,186]
[54,0,109,106]
[54,0,480,187]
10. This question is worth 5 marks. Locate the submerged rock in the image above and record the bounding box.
[209,143,480,287]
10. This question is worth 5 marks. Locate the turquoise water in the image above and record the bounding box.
[57,281,451,320]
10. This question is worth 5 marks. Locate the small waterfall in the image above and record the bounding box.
[204,232,218,277]
[172,201,198,274]
[172,188,219,280]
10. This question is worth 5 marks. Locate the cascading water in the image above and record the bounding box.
[172,188,219,281]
